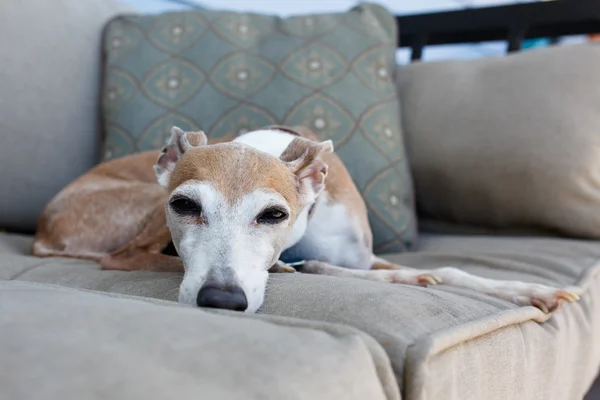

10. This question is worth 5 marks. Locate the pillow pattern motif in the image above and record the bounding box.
[101,3,417,252]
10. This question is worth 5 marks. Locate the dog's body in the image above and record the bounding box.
[33,125,581,314]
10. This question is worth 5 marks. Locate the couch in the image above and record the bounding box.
[1,1,599,399]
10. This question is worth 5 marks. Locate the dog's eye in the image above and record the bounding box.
[170,197,201,215]
[257,207,288,224]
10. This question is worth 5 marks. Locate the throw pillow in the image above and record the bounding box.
[101,3,416,253]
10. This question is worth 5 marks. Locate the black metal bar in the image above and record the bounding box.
[396,0,600,49]
[411,34,428,61]
[164,0,204,9]
[507,24,527,53]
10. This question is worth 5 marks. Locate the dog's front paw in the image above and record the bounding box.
[268,261,297,274]
[416,273,443,286]
[513,286,582,314]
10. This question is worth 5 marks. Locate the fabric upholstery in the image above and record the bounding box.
[0,280,399,400]
[0,0,130,233]
[100,3,416,252]
[2,232,599,400]
[398,43,600,239]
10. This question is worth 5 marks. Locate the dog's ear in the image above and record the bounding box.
[282,138,334,198]
[154,126,208,187]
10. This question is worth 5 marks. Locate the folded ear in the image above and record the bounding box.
[282,138,334,198]
[154,126,208,187]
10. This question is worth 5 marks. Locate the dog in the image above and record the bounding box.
[32,125,581,314]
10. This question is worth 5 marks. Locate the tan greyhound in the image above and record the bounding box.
[33,125,581,313]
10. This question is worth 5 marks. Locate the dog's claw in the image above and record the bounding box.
[556,290,579,303]
[520,287,582,314]
[268,262,296,274]
[418,273,442,286]
[280,265,296,273]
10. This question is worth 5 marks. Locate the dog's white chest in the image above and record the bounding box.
[282,194,372,269]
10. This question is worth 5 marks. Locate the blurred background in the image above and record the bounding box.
[118,0,590,63]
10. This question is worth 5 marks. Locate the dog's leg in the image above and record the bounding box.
[100,203,183,272]
[370,256,411,270]
[371,257,580,313]
[417,266,581,313]
[114,202,173,255]
[299,260,442,286]
[301,258,581,314]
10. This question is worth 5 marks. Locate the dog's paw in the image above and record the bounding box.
[268,261,297,274]
[512,285,582,314]
[380,270,442,286]
[416,273,443,286]
[99,255,133,271]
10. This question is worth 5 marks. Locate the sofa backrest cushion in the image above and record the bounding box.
[100,4,417,253]
[397,43,600,238]
[0,0,130,233]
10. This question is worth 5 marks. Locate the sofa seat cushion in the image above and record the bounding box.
[1,233,599,400]
[0,279,399,400]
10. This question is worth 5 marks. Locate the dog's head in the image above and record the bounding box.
[154,126,333,313]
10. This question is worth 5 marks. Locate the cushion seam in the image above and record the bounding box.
[8,259,55,280]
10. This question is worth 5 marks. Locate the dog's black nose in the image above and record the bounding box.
[196,285,248,311]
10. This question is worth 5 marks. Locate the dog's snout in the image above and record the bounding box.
[196,285,248,311]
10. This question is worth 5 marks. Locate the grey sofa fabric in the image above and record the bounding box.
[0,280,399,400]
[266,236,600,400]
[398,43,600,240]
[0,0,130,233]
[2,232,599,400]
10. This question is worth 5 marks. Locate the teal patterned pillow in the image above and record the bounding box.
[101,2,417,253]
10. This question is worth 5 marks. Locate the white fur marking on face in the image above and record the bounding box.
[234,129,295,158]
[168,181,292,312]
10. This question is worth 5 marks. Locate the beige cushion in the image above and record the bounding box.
[2,232,599,400]
[0,279,398,400]
[0,0,130,233]
[398,43,600,238]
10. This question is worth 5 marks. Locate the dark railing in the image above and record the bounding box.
[396,0,600,61]
[161,0,204,8]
